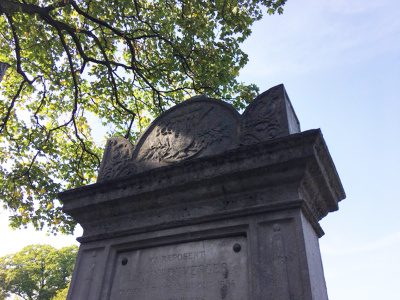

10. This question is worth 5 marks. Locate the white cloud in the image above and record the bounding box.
[240,0,400,77]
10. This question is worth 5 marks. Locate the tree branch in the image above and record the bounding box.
[5,13,31,82]
[0,79,26,134]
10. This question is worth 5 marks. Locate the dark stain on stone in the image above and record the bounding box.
[220,267,229,299]
[220,283,228,299]
[223,266,229,279]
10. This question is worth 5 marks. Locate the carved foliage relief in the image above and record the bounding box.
[97,84,300,182]
[97,137,136,182]
[136,102,238,168]
[241,84,286,146]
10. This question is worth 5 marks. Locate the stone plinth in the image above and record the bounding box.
[59,84,345,300]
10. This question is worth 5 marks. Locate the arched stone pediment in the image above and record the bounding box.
[135,96,241,169]
[97,84,300,182]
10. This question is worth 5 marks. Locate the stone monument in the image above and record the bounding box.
[59,84,345,300]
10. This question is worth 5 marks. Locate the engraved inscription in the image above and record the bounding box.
[109,237,248,300]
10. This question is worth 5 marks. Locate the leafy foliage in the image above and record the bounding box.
[0,0,287,233]
[51,282,69,300]
[0,244,77,300]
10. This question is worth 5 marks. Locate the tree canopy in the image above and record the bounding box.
[0,0,287,234]
[0,244,77,300]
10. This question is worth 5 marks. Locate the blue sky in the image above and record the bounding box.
[1,0,399,299]
[237,0,400,298]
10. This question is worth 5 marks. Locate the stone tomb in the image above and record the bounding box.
[59,84,345,300]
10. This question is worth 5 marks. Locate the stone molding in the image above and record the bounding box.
[59,129,345,242]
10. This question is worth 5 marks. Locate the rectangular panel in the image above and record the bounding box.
[109,236,248,300]
[69,248,105,300]
[257,219,304,299]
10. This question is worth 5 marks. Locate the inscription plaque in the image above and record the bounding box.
[109,237,248,300]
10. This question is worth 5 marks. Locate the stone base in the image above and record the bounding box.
[68,207,326,300]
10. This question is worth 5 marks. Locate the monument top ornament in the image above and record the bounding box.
[98,84,300,182]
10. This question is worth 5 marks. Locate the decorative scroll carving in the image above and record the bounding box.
[97,84,301,182]
[241,84,299,146]
[97,137,136,182]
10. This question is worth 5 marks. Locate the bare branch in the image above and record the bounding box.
[0,79,27,134]
[5,14,31,82]
[56,26,101,166]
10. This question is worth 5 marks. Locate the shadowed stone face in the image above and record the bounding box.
[97,84,300,182]
[135,99,240,167]
[109,237,248,300]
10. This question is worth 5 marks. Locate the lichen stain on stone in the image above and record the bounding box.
[220,283,228,299]
[220,267,229,299]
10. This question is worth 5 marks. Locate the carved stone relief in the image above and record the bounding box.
[136,103,237,166]
[97,84,300,182]
[258,220,303,300]
[241,84,299,146]
[97,137,136,182]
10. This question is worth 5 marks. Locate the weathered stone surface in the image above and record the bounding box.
[241,83,300,145]
[98,96,240,182]
[62,130,343,241]
[109,237,248,300]
[97,137,136,182]
[59,85,345,300]
[97,84,299,182]
[135,97,240,172]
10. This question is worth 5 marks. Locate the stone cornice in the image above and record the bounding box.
[59,129,345,242]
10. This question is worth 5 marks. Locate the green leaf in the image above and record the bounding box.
[0,244,78,300]
[0,0,287,234]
